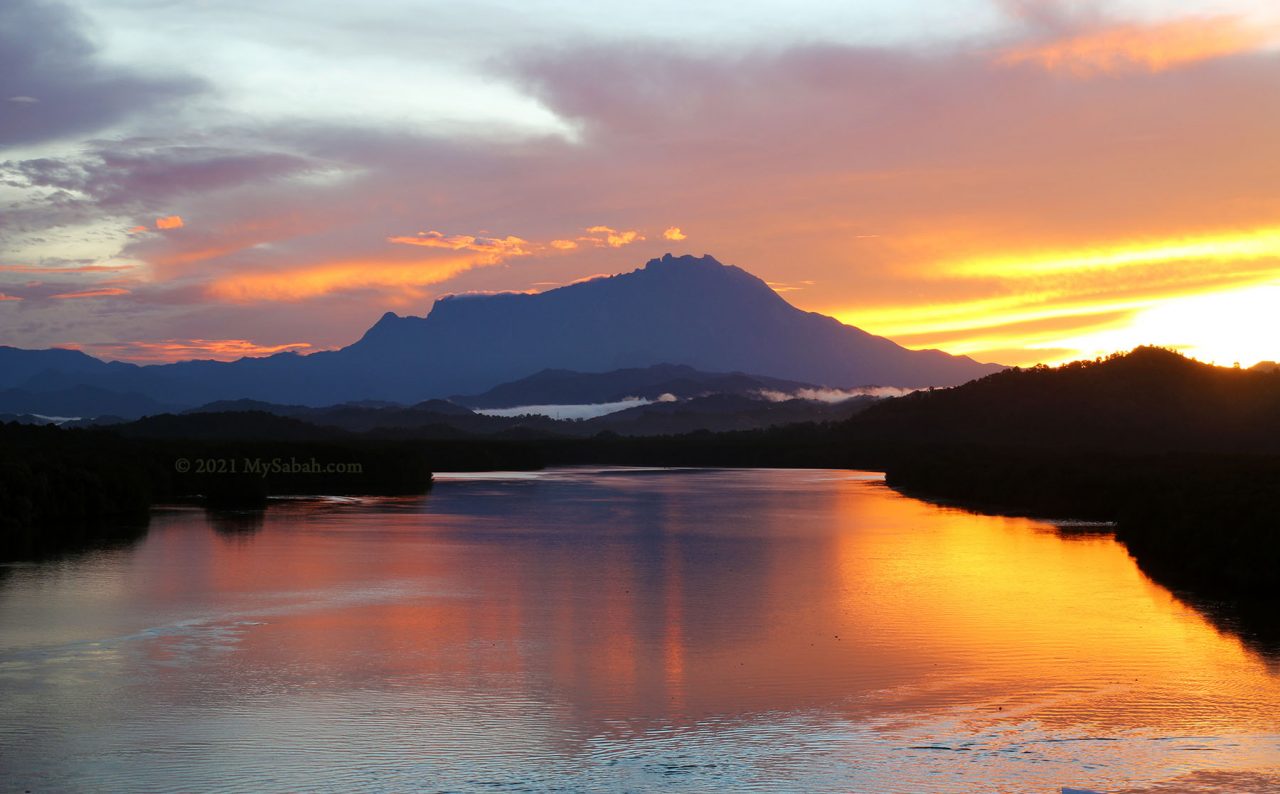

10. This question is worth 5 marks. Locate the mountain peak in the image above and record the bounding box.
[643,253,723,270]
[354,310,412,345]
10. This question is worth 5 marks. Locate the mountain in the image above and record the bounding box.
[0,254,1000,408]
[343,254,998,399]
[0,346,134,390]
[454,363,821,408]
[0,384,180,420]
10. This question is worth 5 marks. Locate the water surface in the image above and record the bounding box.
[1,468,1277,792]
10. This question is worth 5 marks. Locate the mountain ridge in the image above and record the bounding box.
[0,254,1001,410]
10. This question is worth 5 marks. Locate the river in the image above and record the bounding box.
[1,468,1277,792]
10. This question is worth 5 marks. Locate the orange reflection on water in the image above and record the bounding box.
[7,470,1276,791]
[129,472,1279,739]
[828,484,1277,733]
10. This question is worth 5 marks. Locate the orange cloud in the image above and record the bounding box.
[584,225,644,248]
[50,287,131,299]
[0,293,22,302]
[385,223,650,268]
[207,223,623,303]
[998,16,1276,76]
[663,226,687,241]
[155,215,185,230]
[387,230,531,260]
[77,338,314,363]
[206,255,480,302]
[766,279,815,293]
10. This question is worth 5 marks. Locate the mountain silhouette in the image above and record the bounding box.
[345,254,998,398]
[0,254,999,410]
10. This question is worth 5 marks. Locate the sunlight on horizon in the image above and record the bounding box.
[1040,281,1280,367]
[858,280,1280,368]
[835,228,1280,367]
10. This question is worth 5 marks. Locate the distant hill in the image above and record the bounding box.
[454,363,821,408]
[0,254,1000,410]
[844,346,1280,454]
[0,346,132,390]
[587,393,875,436]
[0,384,180,420]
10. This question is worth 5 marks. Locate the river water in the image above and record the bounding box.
[1,468,1277,792]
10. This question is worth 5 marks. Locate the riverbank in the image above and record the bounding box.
[0,423,437,559]
[882,448,1280,598]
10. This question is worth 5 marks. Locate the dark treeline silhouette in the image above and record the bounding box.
[841,346,1280,454]
[0,423,154,558]
[0,421,438,558]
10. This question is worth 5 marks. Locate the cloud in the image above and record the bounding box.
[756,386,915,402]
[582,225,643,248]
[387,230,531,260]
[997,16,1277,76]
[0,293,22,302]
[205,254,481,302]
[767,279,815,293]
[50,287,131,299]
[229,223,646,303]
[0,0,203,148]
[75,338,313,363]
[0,263,136,274]
[663,226,687,241]
[2,139,316,211]
[550,239,579,250]
[155,215,185,230]
[476,397,651,420]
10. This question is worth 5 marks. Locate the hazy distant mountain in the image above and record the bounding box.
[0,384,181,420]
[455,363,820,408]
[0,346,132,390]
[0,254,1000,408]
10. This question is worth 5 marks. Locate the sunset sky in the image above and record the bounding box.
[2,0,1279,367]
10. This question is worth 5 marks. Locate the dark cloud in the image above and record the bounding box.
[0,137,319,240]
[0,0,204,148]
[4,138,317,207]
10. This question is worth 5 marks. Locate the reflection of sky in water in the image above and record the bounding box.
[0,468,1277,792]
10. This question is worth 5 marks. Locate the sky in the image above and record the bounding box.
[2,0,1279,368]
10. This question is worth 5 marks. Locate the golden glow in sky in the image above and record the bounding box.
[837,228,1280,367]
[941,228,1280,280]
[1051,282,1280,367]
